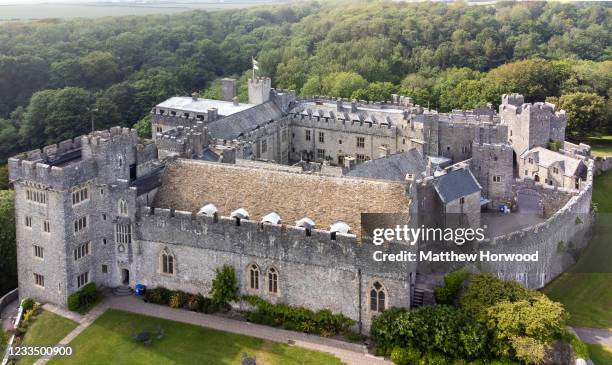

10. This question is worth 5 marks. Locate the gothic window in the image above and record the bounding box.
[77,272,89,288]
[74,216,87,233]
[267,267,278,294]
[317,149,325,160]
[305,130,311,141]
[25,216,32,228]
[115,223,131,244]
[356,154,366,163]
[161,248,175,275]
[118,199,129,216]
[318,131,325,143]
[249,264,260,290]
[33,245,44,259]
[72,186,88,205]
[370,281,386,313]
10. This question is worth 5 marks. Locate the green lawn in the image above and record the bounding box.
[587,344,612,365]
[16,310,78,365]
[47,309,345,365]
[581,136,612,157]
[543,170,612,329]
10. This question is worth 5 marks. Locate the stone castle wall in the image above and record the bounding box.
[477,159,594,289]
[134,207,415,331]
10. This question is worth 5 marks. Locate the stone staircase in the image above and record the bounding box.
[112,286,134,296]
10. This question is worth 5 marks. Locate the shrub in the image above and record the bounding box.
[419,352,449,365]
[435,268,469,305]
[243,295,354,336]
[21,298,35,312]
[210,265,239,305]
[391,347,421,365]
[370,307,409,356]
[67,283,99,312]
[169,291,185,308]
[565,331,589,359]
[68,292,81,311]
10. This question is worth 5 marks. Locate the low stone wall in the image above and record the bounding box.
[0,288,18,315]
[594,156,612,174]
[479,159,595,289]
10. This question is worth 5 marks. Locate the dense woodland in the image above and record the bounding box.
[0,1,609,164]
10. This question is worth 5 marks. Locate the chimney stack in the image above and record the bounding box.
[221,78,237,102]
[232,96,240,106]
[191,92,199,101]
[350,100,357,113]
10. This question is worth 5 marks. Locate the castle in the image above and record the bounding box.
[8,77,594,332]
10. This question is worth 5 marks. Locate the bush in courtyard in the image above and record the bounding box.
[169,291,185,308]
[434,268,469,305]
[243,295,354,336]
[21,298,35,312]
[67,283,99,312]
[210,265,239,305]
[143,287,171,305]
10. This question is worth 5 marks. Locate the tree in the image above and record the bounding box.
[300,75,323,97]
[485,59,562,102]
[0,165,8,190]
[486,296,567,363]
[20,87,94,148]
[351,81,395,102]
[210,265,238,306]
[79,51,119,89]
[547,92,607,138]
[0,190,16,297]
[134,115,152,140]
[322,72,368,99]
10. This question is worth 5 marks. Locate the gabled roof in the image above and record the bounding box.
[520,147,584,177]
[344,149,426,182]
[432,167,481,203]
[207,101,283,140]
[153,159,410,237]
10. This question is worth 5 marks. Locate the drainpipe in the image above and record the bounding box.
[358,268,362,334]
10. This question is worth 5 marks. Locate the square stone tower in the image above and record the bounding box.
[248,77,271,105]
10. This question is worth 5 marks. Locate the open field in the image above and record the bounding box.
[0,1,283,21]
[543,170,612,329]
[582,136,612,157]
[46,309,345,365]
[16,310,78,365]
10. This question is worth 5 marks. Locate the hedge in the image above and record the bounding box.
[67,283,98,312]
[143,287,221,314]
[243,295,354,337]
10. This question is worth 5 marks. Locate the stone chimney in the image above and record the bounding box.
[232,96,240,106]
[336,98,343,112]
[350,100,357,113]
[221,78,236,102]
[221,147,236,164]
[207,108,218,122]
[191,92,199,101]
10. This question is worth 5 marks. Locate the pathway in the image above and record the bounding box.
[32,302,109,365]
[0,299,18,333]
[574,327,612,347]
[35,294,391,365]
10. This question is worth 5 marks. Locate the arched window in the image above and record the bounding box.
[160,248,175,275]
[370,281,386,313]
[267,267,278,294]
[118,199,128,216]
[249,264,260,290]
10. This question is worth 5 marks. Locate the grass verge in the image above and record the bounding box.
[543,170,612,329]
[16,310,78,365]
[47,309,345,365]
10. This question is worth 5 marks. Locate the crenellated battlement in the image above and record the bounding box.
[288,112,398,137]
[8,156,95,189]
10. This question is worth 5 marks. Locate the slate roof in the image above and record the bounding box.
[153,159,410,237]
[344,149,426,182]
[156,97,254,116]
[207,101,283,140]
[432,168,481,203]
[520,147,584,177]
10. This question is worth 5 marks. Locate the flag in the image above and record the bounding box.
[252,58,259,70]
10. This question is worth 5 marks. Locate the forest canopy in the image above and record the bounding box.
[0,0,610,162]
